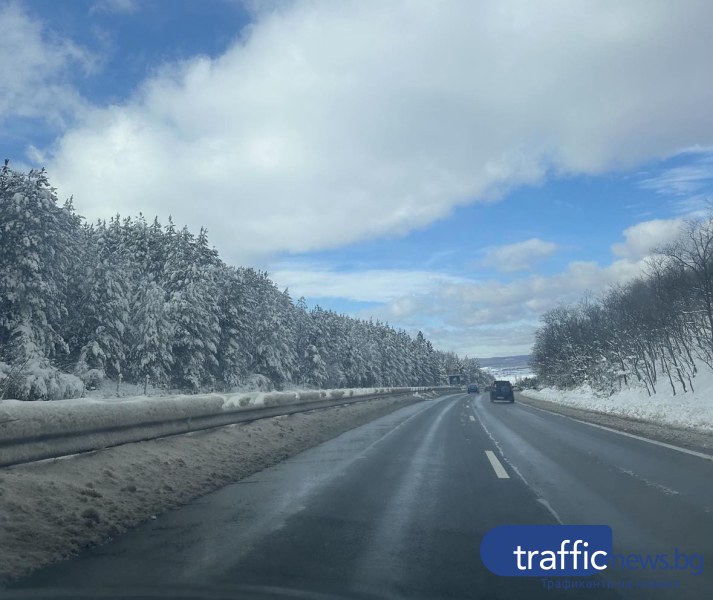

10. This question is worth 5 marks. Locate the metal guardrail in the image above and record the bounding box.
[0,387,458,468]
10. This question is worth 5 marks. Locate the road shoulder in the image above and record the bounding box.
[516,392,712,457]
[0,393,436,584]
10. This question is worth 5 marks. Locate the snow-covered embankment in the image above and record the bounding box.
[0,390,443,583]
[521,381,713,434]
[0,387,438,467]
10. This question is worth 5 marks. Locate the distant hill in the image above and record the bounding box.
[478,355,533,381]
[478,355,532,369]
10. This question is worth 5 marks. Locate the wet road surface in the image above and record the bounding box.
[10,393,713,599]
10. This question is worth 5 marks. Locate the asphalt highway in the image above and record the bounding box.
[10,393,713,599]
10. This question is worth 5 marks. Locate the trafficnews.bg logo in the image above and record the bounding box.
[480,525,612,577]
[480,525,704,577]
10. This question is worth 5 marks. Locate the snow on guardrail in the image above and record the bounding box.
[0,386,455,467]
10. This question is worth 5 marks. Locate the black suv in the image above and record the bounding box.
[467,383,479,394]
[490,380,514,403]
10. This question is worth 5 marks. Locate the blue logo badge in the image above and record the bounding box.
[480,525,613,576]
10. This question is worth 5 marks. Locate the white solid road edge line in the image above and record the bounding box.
[519,398,713,462]
[485,450,510,479]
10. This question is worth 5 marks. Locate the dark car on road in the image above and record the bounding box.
[467,383,479,394]
[490,380,514,403]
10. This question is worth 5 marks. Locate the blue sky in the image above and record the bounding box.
[3,0,713,357]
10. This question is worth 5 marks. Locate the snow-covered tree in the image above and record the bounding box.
[0,164,83,399]
[164,226,221,391]
[0,165,487,398]
[72,219,131,384]
[127,280,173,386]
[214,266,252,389]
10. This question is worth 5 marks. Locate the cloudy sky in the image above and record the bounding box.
[3,0,713,358]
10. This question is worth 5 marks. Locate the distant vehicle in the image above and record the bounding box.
[467,383,479,394]
[490,380,514,403]
[512,384,521,391]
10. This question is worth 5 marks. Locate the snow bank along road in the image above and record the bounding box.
[0,393,433,584]
[516,391,713,455]
[7,393,713,599]
[0,387,446,468]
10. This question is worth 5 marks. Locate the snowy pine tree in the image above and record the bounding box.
[0,164,83,399]
[128,280,173,387]
[0,165,488,398]
[73,218,131,385]
[164,227,221,391]
[215,266,252,389]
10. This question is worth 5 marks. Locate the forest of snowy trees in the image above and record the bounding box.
[0,163,487,400]
[532,212,713,396]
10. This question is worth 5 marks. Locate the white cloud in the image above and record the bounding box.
[89,0,139,15]
[269,264,466,303]
[374,258,646,327]
[481,238,558,272]
[611,218,685,259]
[41,0,713,263]
[363,256,648,356]
[271,253,650,355]
[673,195,712,218]
[639,152,713,196]
[0,2,93,126]
[420,322,540,358]
[269,215,681,355]
[272,254,644,333]
[360,217,674,354]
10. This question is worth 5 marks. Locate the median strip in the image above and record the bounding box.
[485,450,510,478]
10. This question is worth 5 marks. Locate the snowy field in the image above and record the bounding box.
[0,392,436,583]
[482,366,534,382]
[479,355,533,382]
[524,371,713,433]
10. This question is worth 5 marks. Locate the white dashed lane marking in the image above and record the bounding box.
[485,450,510,479]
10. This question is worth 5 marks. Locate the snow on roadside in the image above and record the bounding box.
[524,370,713,433]
[0,387,427,454]
[0,394,431,584]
